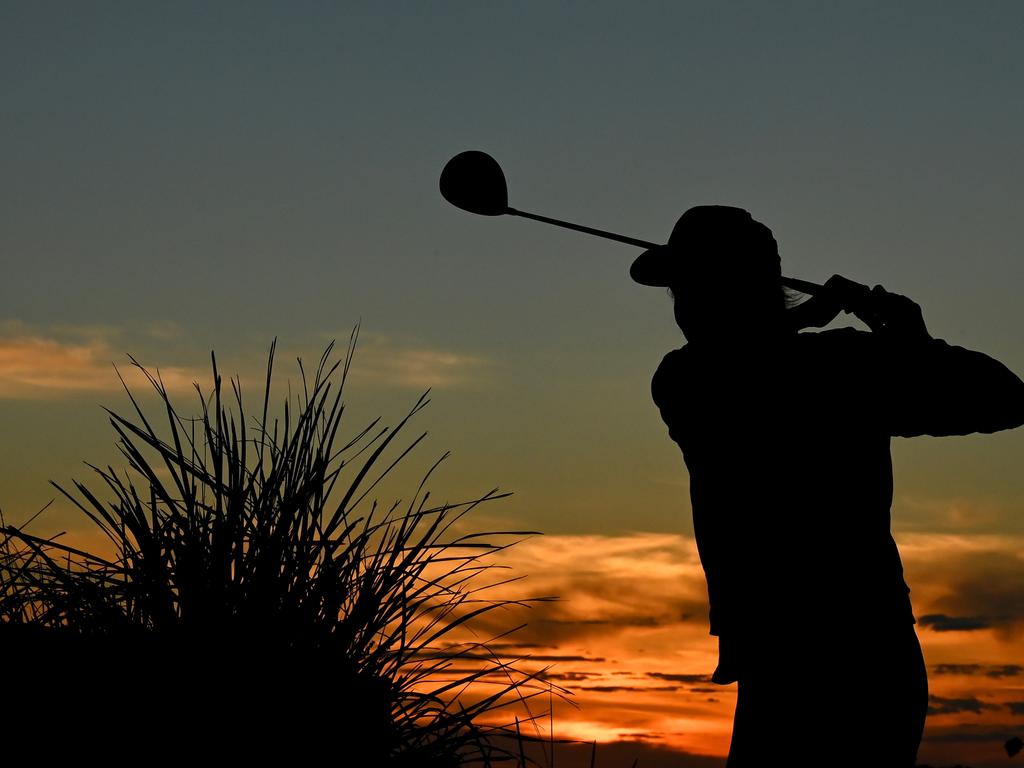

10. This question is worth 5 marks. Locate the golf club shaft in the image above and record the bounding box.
[505,206,821,295]
[506,207,657,249]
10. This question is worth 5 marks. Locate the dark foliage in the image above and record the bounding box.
[1,331,554,764]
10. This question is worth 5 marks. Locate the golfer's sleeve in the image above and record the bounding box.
[881,336,1024,437]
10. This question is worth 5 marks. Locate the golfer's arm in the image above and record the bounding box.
[888,337,1024,437]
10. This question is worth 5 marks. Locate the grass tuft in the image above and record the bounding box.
[0,328,556,764]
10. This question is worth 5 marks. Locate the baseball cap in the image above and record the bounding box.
[629,206,780,287]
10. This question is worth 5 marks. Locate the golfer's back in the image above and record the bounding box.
[652,326,1024,641]
[654,328,912,640]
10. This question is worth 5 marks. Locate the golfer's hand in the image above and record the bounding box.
[787,274,871,330]
[787,275,931,340]
[851,285,932,340]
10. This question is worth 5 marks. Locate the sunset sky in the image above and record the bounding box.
[2,3,1023,765]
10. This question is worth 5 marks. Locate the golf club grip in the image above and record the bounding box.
[781,276,822,295]
[506,206,822,295]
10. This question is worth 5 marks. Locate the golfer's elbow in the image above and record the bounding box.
[930,341,1024,434]
[1002,381,1024,431]
[978,361,1024,433]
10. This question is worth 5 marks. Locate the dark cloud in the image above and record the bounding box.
[542,671,597,682]
[919,614,992,632]
[411,650,528,662]
[927,695,998,715]
[529,612,710,633]
[924,725,1021,743]
[646,672,714,684]
[911,550,1024,638]
[533,617,663,628]
[468,601,705,647]
[411,649,604,665]
[483,642,557,652]
[431,667,519,676]
[488,736,725,768]
[576,685,638,693]
[1007,701,1024,716]
[547,740,726,768]
[983,664,1022,677]
[931,663,1023,677]
[577,685,680,693]
[522,653,606,663]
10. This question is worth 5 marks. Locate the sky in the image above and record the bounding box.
[2,2,1023,765]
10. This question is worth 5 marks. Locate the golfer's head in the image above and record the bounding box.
[630,206,785,342]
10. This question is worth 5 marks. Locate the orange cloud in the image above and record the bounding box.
[0,324,492,399]
[338,333,491,390]
[449,530,1024,764]
[447,533,731,757]
[0,334,203,399]
[899,532,1024,639]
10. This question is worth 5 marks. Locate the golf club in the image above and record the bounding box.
[439,150,822,296]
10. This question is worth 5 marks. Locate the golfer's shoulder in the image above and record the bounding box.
[799,326,870,345]
[797,327,878,358]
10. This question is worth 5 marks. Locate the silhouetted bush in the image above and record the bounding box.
[1,331,547,765]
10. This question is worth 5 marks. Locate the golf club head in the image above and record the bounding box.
[440,151,509,216]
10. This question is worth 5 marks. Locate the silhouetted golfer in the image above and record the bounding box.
[632,206,1024,767]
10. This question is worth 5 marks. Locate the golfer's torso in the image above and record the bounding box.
[653,330,914,635]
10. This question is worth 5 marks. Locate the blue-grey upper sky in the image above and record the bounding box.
[2,1,1024,536]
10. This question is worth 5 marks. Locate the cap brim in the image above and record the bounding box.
[629,245,675,287]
